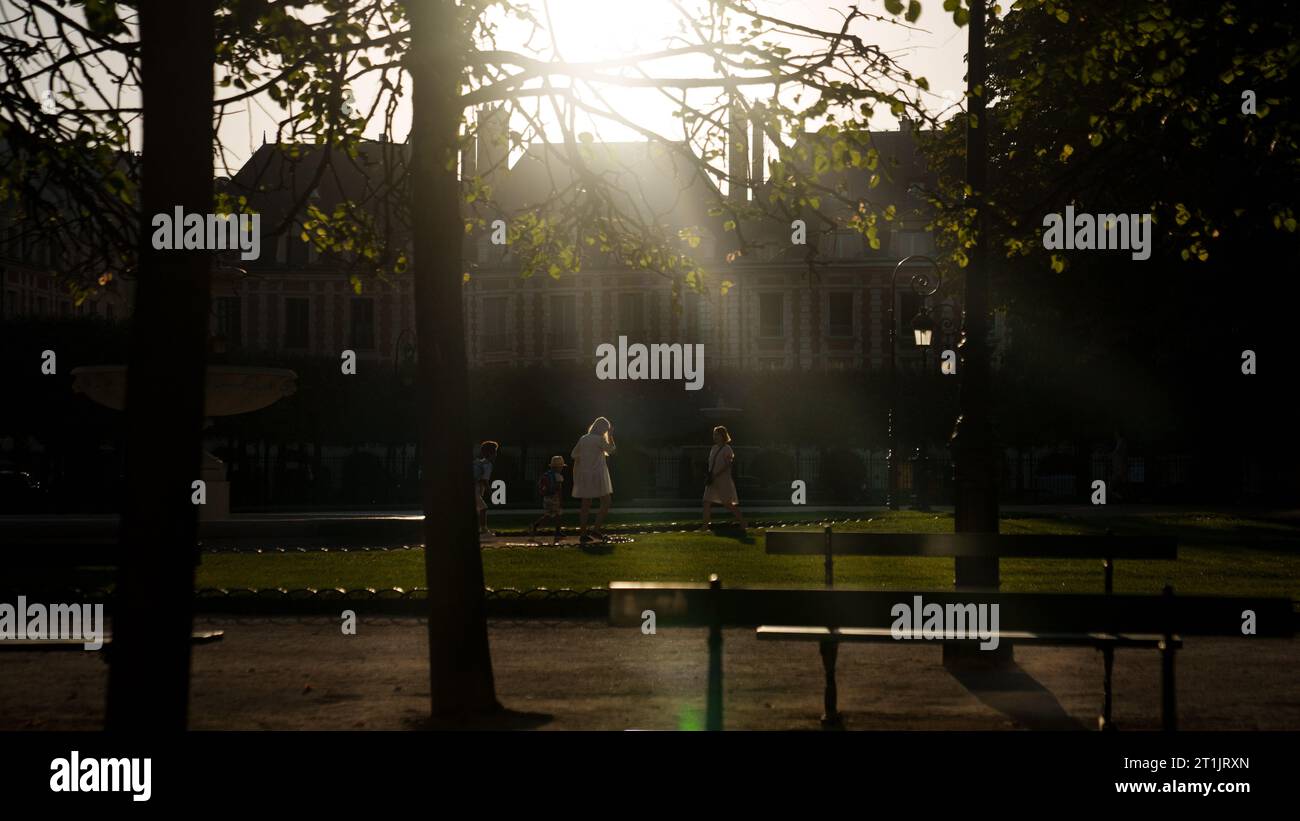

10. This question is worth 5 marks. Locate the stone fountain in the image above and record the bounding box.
[70,365,297,520]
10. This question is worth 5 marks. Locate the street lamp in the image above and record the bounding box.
[887,254,940,510]
[910,303,960,513]
[911,309,936,348]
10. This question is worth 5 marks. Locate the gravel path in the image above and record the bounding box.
[1,618,1295,730]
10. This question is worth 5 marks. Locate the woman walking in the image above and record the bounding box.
[703,425,747,531]
[572,416,616,543]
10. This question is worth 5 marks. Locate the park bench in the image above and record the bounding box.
[0,536,223,651]
[0,631,225,653]
[608,577,1294,731]
[763,528,1177,728]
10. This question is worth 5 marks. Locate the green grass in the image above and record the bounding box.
[195,510,1300,599]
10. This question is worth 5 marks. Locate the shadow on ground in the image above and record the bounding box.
[948,663,1087,731]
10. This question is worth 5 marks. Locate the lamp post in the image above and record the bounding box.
[887,254,940,510]
[910,303,958,512]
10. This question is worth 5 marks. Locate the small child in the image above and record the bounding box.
[529,455,566,545]
[473,440,499,535]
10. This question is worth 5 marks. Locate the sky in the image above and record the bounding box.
[3,0,970,172]
[214,0,970,171]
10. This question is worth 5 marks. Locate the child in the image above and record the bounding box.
[529,456,566,545]
[473,440,499,535]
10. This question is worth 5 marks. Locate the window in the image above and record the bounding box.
[548,294,577,349]
[215,297,242,347]
[482,296,511,352]
[60,301,71,316]
[285,297,310,349]
[758,292,784,338]
[895,230,934,257]
[819,229,865,259]
[828,293,853,337]
[350,297,375,350]
[617,292,645,338]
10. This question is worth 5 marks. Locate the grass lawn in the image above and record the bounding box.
[195,509,1300,599]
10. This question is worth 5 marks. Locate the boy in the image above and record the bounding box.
[473,440,499,535]
[529,455,566,545]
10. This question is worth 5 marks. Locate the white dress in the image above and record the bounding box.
[571,432,615,498]
[703,444,738,505]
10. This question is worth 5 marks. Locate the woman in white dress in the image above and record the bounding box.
[703,425,747,531]
[572,416,616,542]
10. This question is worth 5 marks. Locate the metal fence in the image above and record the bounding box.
[212,441,1200,510]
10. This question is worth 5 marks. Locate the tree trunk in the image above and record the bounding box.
[105,0,215,730]
[406,0,500,717]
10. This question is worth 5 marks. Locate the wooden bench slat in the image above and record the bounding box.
[755,625,1178,648]
[0,631,224,652]
[609,584,1294,637]
[764,531,1177,559]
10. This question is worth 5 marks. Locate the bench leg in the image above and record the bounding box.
[1160,639,1177,732]
[819,640,844,729]
[707,622,723,731]
[1098,646,1115,732]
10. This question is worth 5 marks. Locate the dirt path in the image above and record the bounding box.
[1,618,1295,730]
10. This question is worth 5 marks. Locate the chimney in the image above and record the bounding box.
[460,125,477,181]
[477,105,509,182]
[749,102,766,195]
[727,99,748,203]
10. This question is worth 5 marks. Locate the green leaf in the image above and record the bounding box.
[906,1,922,22]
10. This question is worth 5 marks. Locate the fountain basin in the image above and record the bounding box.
[70,365,297,520]
[71,365,297,416]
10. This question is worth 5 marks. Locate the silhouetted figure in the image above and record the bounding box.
[572,417,615,543]
[703,425,747,531]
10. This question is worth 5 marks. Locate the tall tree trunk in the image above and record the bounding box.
[406,0,500,717]
[105,0,214,731]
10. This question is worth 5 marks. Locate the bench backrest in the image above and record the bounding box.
[609,581,1294,637]
[765,530,1177,559]
[764,528,1177,592]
